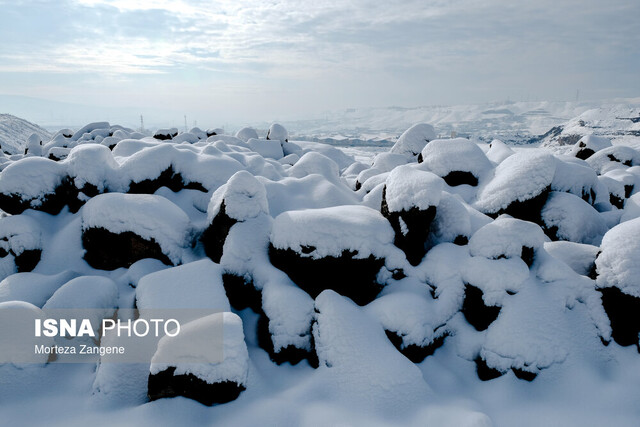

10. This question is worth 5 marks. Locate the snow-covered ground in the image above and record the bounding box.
[0,114,639,426]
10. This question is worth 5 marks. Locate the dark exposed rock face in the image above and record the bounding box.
[461,284,501,331]
[0,176,79,215]
[624,185,634,199]
[153,131,177,141]
[607,154,632,167]
[269,246,384,305]
[384,330,448,363]
[475,357,504,381]
[575,147,595,160]
[512,368,537,381]
[127,166,206,195]
[381,186,436,266]
[599,287,640,350]
[491,187,550,225]
[520,246,535,268]
[222,273,262,313]
[442,171,478,187]
[609,194,625,209]
[82,227,173,270]
[201,202,237,264]
[257,314,318,367]
[14,249,42,272]
[148,367,245,406]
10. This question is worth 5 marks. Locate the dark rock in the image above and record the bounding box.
[521,246,535,268]
[201,201,237,263]
[607,153,632,167]
[462,284,501,331]
[222,273,262,313]
[381,185,436,266]
[575,148,595,160]
[609,193,625,209]
[512,368,537,381]
[475,357,505,381]
[417,153,424,163]
[127,166,206,195]
[148,367,245,406]
[385,330,448,363]
[442,171,478,187]
[0,176,79,215]
[491,186,550,225]
[625,185,634,199]
[257,314,318,367]
[82,227,173,270]
[269,246,384,305]
[599,287,640,349]
[453,235,469,246]
[14,249,42,272]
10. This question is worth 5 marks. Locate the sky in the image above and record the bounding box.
[0,0,639,126]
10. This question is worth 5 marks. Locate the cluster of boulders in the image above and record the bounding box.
[0,120,639,407]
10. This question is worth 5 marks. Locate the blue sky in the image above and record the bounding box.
[0,0,638,124]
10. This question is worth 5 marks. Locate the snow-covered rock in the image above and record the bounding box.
[136,259,230,312]
[475,150,556,222]
[81,193,192,269]
[390,123,436,158]
[541,191,608,244]
[270,205,397,304]
[148,312,249,406]
[419,138,492,186]
[570,135,612,160]
[381,165,443,265]
[235,127,259,142]
[0,301,55,364]
[0,214,42,279]
[266,123,288,142]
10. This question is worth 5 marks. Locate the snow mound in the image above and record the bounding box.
[270,205,394,260]
[0,214,42,279]
[81,193,192,265]
[136,259,230,312]
[266,123,288,142]
[476,150,556,215]
[419,138,492,182]
[570,135,612,160]
[595,217,640,297]
[0,157,67,202]
[587,145,640,174]
[390,123,436,158]
[469,216,546,260]
[150,312,249,386]
[208,170,269,222]
[0,301,55,364]
[235,127,259,142]
[313,290,432,414]
[485,139,514,163]
[383,165,443,212]
[246,138,284,160]
[0,270,78,307]
[541,191,608,245]
[544,241,599,276]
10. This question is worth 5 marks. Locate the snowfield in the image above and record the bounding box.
[0,116,639,426]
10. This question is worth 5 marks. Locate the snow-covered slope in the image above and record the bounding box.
[286,99,640,145]
[0,114,51,155]
[538,105,640,151]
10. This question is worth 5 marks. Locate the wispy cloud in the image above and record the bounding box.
[0,0,638,118]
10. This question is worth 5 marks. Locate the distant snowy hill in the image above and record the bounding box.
[286,99,640,145]
[0,113,51,155]
[537,105,640,151]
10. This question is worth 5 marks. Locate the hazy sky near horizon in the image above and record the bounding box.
[0,0,638,123]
